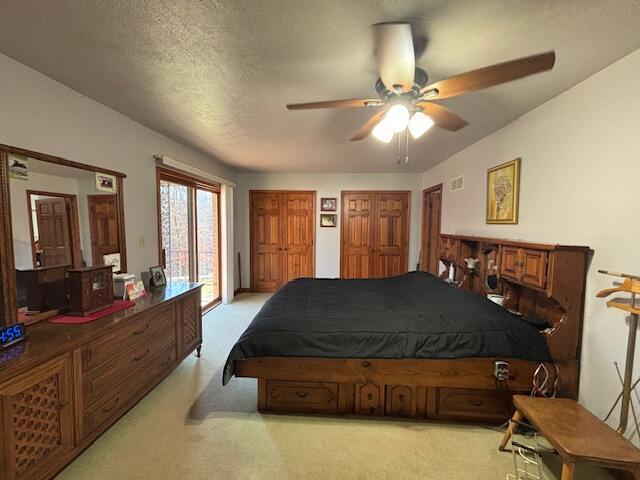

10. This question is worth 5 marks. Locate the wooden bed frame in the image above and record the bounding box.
[234,235,590,422]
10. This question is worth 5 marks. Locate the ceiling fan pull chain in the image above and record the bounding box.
[396,132,402,165]
[405,129,410,165]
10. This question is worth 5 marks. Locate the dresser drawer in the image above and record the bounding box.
[90,289,111,310]
[83,303,174,371]
[436,388,511,420]
[83,327,176,405]
[265,380,338,413]
[83,344,176,437]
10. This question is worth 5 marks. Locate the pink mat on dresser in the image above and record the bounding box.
[48,300,136,324]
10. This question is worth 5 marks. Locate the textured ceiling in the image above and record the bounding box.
[1,1,639,173]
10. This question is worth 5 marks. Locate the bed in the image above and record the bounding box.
[226,235,589,421]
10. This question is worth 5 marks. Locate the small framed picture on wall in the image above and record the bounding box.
[95,172,117,193]
[320,197,337,211]
[320,214,337,228]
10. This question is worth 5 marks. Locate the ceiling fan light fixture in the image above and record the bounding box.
[385,104,410,132]
[408,111,434,139]
[372,119,394,143]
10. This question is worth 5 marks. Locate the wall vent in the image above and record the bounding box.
[450,175,464,192]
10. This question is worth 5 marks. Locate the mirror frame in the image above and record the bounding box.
[0,144,127,327]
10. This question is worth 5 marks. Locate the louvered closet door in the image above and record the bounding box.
[341,192,374,279]
[373,192,410,277]
[282,192,315,284]
[251,192,282,292]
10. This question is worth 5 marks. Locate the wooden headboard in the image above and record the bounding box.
[439,234,591,398]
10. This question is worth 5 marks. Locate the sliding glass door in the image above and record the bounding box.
[158,169,221,311]
[195,189,220,306]
[159,181,192,283]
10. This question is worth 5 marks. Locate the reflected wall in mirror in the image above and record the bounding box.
[0,145,127,327]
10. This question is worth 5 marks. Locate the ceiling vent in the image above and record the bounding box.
[450,175,464,192]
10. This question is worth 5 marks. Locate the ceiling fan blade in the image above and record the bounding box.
[287,98,382,110]
[421,51,555,100]
[374,22,415,92]
[416,102,469,131]
[350,110,386,141]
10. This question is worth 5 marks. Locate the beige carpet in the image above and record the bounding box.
[57,293,613,480]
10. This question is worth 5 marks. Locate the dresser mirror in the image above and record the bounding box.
[0,144,127,327]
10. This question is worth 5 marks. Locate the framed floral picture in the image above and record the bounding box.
[486,158,520,224]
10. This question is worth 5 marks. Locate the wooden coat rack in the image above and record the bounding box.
[597,269,640,434]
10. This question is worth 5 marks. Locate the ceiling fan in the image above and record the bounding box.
[286,23,555,146]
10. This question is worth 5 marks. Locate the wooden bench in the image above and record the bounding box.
[499,395,640,479]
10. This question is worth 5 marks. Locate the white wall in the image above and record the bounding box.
[234,173,423,289]
[421,48,640,426]
[0,53,235,278]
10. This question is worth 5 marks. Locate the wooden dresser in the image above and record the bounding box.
[0,283,202,480]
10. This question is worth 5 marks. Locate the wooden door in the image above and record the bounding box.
[88,195,119,266]
[341,191,410,279]
[251,192,282,292]
[341,192,374,279]
[420,185,442,274]
[281,192,315,284]
[35,197,72,267]
[250,191,315,292]
[372,192,410,277]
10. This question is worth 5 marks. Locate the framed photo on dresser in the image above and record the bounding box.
[149,265,167,287]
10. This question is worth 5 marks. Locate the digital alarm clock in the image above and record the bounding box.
[0,323,26,349]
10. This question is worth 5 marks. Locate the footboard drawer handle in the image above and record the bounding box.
[296,391,309,399]
[102,396,120,413]
[472,400,484,407]
[133,324,149,336]
[134,349,150,361]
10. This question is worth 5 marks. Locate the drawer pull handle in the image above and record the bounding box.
[296,391,309,399]
[102,397,120,413]
[132,324,149,336]
[134,349,150,361]
[472,400,484,407]
[161,357,171,367]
